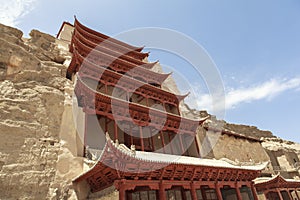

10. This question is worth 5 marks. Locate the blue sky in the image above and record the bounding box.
[1,0,299,142]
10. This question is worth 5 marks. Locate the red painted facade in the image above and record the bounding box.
[255,175,300,200]
[62,19,274,199]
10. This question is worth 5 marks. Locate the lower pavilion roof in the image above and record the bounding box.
[254,174,300,191]
[73,134,267,193]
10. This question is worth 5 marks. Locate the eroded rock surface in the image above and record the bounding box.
[0,23,78,200]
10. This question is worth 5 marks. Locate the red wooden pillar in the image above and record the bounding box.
[126,91,129,101]
[130,125,133,145]
[114,120,118,141]
[295,189,300,199]
[160,131,166,153]
[235,183,242,200]
[119,184,126,200]
[84,113,88,146]
[215,183,223,200]
[139,126,144,151]
[194,135,201,157]
[150,128,155,151]
[176,105,180,115]
[287,189,293,200]
[104,83,108,94]
[190,182,198,200]
[159,181,166,200]
[277,189,284,200]
[250,183,259,200]
[200,187,207,200]
[179,134,185,155]
[168,132,174,154]
[105,118,108,133]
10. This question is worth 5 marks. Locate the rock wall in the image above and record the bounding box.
[262,138,300,179]
[196,126,270,163]
[0,23,81,199]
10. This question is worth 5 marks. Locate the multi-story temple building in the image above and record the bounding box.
[57,18,300,200]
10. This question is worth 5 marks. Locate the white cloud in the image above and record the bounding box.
[0,0,37,26]
[194,77,300,113]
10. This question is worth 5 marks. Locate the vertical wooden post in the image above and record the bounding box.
[130,125,133,145]
[162,102,166,112]
[105,118,108,133]
[83,113,88,157]
[119,185,126,200]
[287,190,293,200]
[194,136,201,157]
[150,128,155,151]
[190,182,198,200]
[179,134,185,155]
[176,105,181,115]
[215,183,223,200]
[168,132,174,154]
[105,83,108,94]
[250,183,259,200]
[114,120,118,141]
[139,126,144,151]
[200,187,207,200]
[295,189,300,199]
[159,181,166,200]
[160,131,166,153]
[277,189,284,200]
[84,113,88,146]
[235,183,242,200]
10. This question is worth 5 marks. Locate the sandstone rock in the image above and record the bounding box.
[0,23,80,199]
[26,29,67,63]
[0,38,41,76]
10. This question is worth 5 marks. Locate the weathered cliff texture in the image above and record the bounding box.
[261,138,300,179]
[0,23,81,199]
[182,110,274,140]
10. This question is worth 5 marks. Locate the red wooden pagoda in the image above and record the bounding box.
[254,175,300,200]
[61,18,268,199]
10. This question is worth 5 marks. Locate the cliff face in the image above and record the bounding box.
[0,23,81,199]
